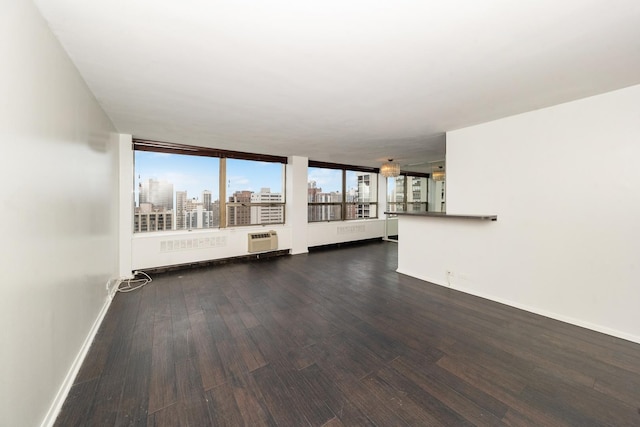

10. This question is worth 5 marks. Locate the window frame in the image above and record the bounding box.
[133,139,287,232]
[386,171,430,214]
[223,157,287,227]
[308,160,380,222]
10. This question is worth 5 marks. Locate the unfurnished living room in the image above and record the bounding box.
[2,1,640,426]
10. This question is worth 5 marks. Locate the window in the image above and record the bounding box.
[386,173,429,213]
[407,176,428,212]
[386,175,405,213]
[308,167,342,221]
[134,151,219,232]
[226,158,285,227]
[345,170,378,219]
[308,161,379,222]
[133,139,286,233]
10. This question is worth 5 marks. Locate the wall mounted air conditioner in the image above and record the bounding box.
[247,230,278,253]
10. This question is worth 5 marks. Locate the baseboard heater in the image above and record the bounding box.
[248,230,278,253]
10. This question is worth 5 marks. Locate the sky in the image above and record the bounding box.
[135,151,285,203]
[307,167,342,193]
[308,167,378,194]
[134,151,383,206]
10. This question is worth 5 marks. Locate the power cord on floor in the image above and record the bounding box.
[117,270,152,293]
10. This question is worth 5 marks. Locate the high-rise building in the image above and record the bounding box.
[394,176,405,204]
[176,190,187,229]
[138,178,174,211]
[317,191,342,221]
[175,194,218,229]
[251,188,283,224]
[386,176,428,213]
[210,200,220,228]
[409,177,428,212]
[228,190,252,226]
[308,181,320,220]
[184,205,215,229]
[202,190,212,212]
[138,202,153,213]
[309,173,376,220]
[134,211,173,232]
[308,181,322,202]
[350,172,374,219]
[345,187,358,219]
[308,181,342,221]
[356,173,372,202]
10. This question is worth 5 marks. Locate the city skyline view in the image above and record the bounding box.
[307,167,342,193]
[134,151,285,205]
[135,152,370,207]
[134,151,438,231]
[134,151,289,232]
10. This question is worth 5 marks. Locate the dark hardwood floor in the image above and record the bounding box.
[55,241,640,426]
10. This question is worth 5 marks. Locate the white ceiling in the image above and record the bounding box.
[35,0,640,173]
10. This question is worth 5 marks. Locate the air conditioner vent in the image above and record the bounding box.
[248,230,278,253]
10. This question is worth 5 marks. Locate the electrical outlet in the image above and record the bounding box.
[105,278,117,295]
[105,277,126,296]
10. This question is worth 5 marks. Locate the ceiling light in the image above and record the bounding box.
[432,166,445,181]
[380,159,400,178]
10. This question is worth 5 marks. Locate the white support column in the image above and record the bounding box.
[378,173,387,217]
[118,133,133,277]
[287,156,309,254]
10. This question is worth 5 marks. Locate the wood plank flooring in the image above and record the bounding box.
[55,241,640,426]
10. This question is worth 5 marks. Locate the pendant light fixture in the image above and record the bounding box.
[432,165,446,181]
[380,159,400,178]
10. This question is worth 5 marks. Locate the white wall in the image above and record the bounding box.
[398,84,640,343]
[385,217,399,238]
[132,225,294,270]
[118,134,134,277]
[131,217,386,270]
[308,220,386,247]
[0,2,119,426]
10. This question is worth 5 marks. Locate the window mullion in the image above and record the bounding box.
[403,175,408,211]
[342,169,346,220]
[219,157,226,228]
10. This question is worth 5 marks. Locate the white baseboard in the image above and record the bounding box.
[40,293,115,427]
[396,268,640,345]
